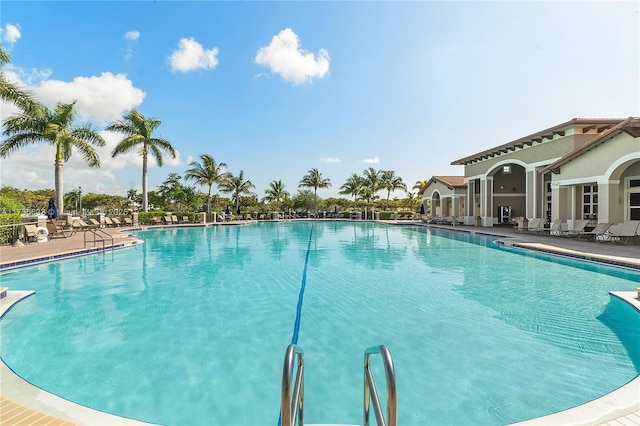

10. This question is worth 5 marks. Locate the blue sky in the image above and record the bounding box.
[1,1,639,200]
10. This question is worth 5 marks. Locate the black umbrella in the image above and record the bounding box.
[236,205,241,215]
[419,203,425,215]
[47,197,58,219]
[225,205,231,215]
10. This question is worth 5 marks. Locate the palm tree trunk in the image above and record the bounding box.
[55,159,64,214]
[207,184,212,213]
[142,156,148,212]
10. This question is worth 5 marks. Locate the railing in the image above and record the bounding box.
[281,344,304,426]
[82,227,114,250]
[364,345,397,426]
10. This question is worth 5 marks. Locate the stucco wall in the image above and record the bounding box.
[463,135,585,177]
[555,133,640,180]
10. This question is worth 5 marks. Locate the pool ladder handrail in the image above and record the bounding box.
[281,344,396,426]
[281,344,304,426]
[83,227,114,249]
[364,345,396,426]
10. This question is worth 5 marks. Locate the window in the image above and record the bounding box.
[582,185,598,219]
[629,179,640,220]
[503,165,511,174]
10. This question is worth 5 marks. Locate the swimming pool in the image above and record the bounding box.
[1,221,638,425]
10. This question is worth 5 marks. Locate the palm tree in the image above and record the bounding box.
[413,180,428,196]
[339,173,364,206]
[362,167,381,215]
[106,110,176,212]
[1,101,105,213]
[380,170,407,210]
[219,170,255,212]
[0,45,36,113]
[298,168,331,213]
[262,179,289,206]
[184,154,227,213]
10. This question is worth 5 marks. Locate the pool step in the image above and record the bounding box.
[0,287,7,299]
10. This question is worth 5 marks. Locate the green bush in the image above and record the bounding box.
[0,213,24,245]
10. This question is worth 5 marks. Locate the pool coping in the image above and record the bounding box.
[1,222,639,425]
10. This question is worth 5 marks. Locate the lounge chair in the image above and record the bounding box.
[164,215,173,224]
[23,224,40,243]
[103,216,115,227]
[576,222,611,240]
[72,219,98,230]
[179,216,189,224]
[88,218,103,228]
[171,215,179,224]
[111,217,123,226]
[151,216,162,225]
[562,219,590,238]
[523,218,543,233]
[548,219,566,236]
[46,221,74,239]
[596,220,640,244]
[124,217,133,226]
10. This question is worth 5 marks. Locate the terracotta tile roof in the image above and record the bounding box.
[540,117,640,174]
[451,118,626,166]
[429,175,466,189]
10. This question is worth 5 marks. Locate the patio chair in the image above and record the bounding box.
[562,219,590,238]
[88,218,103,228]
[23,224,40,243]
[596,220,640,244]
[548,219,566,236]
[111,217,123,226]
[179,216,189,224]
[124,217,133,226]
[46,221,74,239]
[103,216,116,227]
[72,219,98,230]
[524,218,543,233]
[576,222,611,240]
[164,215,173,224]
[171,215,179,224]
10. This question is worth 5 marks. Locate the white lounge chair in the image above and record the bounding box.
[596,220,640,244]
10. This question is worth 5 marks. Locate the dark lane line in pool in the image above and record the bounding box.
[291,225,314,345]
[279,225,314,426]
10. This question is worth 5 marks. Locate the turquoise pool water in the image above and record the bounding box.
[1,221,639,425]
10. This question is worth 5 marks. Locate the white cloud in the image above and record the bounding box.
[362,156,380,164]
[2,23,21,44]
[255,28,330,85]
[33,72,146,124]
[169,37,219,73]
[124,30,140,41]
[320,157,341,163]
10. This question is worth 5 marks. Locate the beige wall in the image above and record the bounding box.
[553,133,640,180]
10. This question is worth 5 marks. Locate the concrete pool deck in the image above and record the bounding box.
[0,221,639,425]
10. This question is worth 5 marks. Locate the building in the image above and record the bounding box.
[449,117,640,227]
[419,176,466,220]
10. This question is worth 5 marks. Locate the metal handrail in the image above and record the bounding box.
[281,344,304,426]
[364,345,396,426]
[83,227,114,249]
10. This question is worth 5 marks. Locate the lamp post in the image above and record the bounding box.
[78,186,82,216]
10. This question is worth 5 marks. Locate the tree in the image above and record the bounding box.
[380,170,407,210]
[298,168,331,213]
[362,167,382,215]
[413,180,428,196]
[184,154,227,213]
[339,173,364,206]
[106,110,176,212]
[292,189,317,214]
[219,170,255,212]
[0,45,36,113]
[1,101,105,214]
[262,179,289,207]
